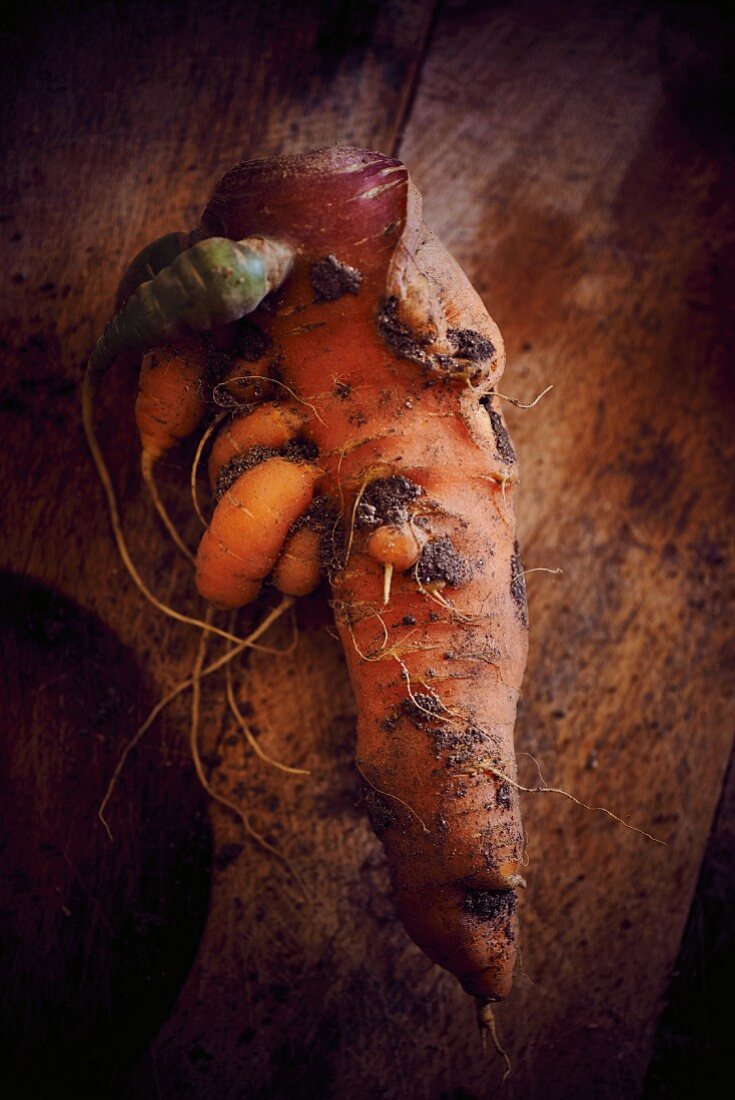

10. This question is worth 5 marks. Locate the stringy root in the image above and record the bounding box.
[97,596,295,840]
[85,365,321,898]
[189,611,310,900]
[477,1001,512,1084]
[141,449,196,564]
[475,760,666,845]
[97,593,309,896]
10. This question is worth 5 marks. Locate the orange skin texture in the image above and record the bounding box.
[271,525,323,597]
[197,148,528,1002]
[208,402,307,489]
[366,523,425,571]
[136,337,208,461]
[196,457,321,608]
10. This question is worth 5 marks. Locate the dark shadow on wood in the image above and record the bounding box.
[0,573,212,1096]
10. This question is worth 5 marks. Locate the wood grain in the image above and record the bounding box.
[1,1,732,1097]
[401,1,735,1095]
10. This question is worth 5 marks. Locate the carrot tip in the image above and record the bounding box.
[476,1000,512,1082]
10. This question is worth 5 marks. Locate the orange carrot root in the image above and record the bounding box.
[199,147,525,1002]
[92,147,542,1017]
[196,457,322,608]
[136,337,208,462]
[271,525,323,597]
[208,401,308,489]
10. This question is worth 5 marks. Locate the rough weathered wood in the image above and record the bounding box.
[1,1,732,1097]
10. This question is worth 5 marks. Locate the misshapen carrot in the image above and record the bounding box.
[87,147,529,1026]
[197,148,528,1006]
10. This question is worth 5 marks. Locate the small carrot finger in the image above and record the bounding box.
[217,360,275,406]
[208,402,308,488]
[136,337,208,463]
[196,457,321,608]
[272,525,323,597]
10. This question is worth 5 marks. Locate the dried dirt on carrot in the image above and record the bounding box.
[196,147,528,1004]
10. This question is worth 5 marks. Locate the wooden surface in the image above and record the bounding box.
[1,1,732,1097]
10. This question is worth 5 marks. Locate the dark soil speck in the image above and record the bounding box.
[416,537,471,588]
[480,396,516,464]
[448,328,495,362]
[510,541,528,626]
[377,296,429,363]
[400,693,443,727]
[232,320,272,362]
[463,889,517,922]
[310,255,362,301]
[356,475,422,529]
[364,787,396,834]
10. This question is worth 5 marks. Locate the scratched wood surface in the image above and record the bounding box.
[1,1,732,1097]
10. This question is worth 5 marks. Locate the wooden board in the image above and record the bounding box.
[1,1,732,1096]
[401,2,735,1095]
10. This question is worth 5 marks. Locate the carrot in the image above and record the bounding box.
[136,338,209,466]
[207,402,308,489]
[86,147,529,1029]
[86,235,294,391]
[216,359,275,407]
[114,229,200,310]
[196,456,322,607]
[132,336,209,560]
[83,229,297,601]
[270,524,323,597]
[194,148,527,1007]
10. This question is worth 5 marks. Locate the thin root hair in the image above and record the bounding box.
[189,613,310,901]
[191,412,227,527]
[214,374,327,426]
[477,761,666,845]
[225,651,309,777]
[413,572,480,624]
[393,654,459,722]
[476,1001,512,1084]
[474,383,554,410]
[82,374,270,647]
[356,759,429,833]
[141,450,196,565]
[96,596,293,840]
[518,750,551,789]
